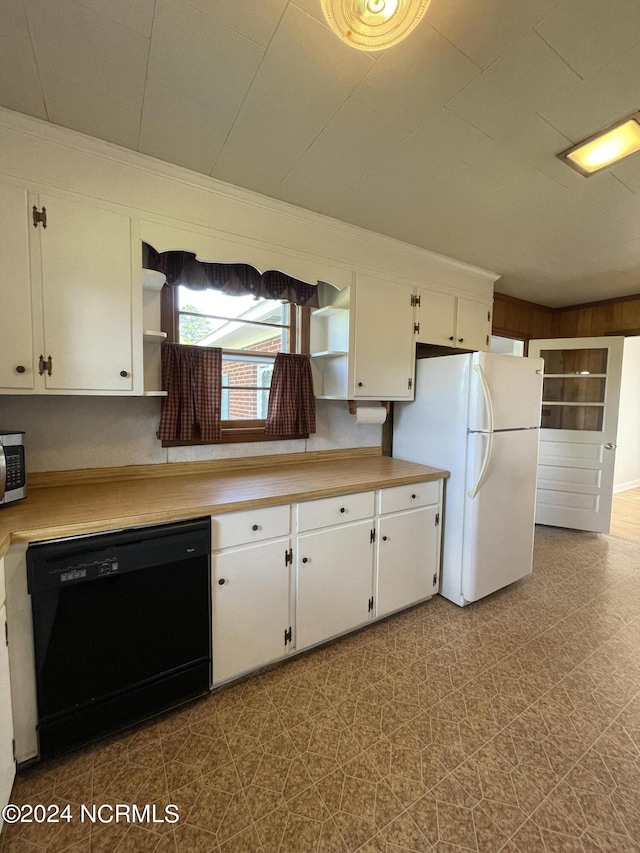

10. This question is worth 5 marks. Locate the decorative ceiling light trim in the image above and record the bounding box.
[321,0,431,51]
[559,113,640,177]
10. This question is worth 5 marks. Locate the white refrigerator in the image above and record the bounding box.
[393,352,543,606]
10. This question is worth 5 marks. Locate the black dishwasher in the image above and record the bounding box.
[27,518,211,759]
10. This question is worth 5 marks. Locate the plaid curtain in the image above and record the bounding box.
[265,353,316,436]
[158,343,222,441]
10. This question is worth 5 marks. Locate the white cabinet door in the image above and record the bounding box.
[415,290,456,347]
[0,183,34,390]
[212,539,291,683]
[36,194,134,392]
[296,520,374,650]
[456,298,491,352]
[352,275,414,399]
[376,506,440,617]
[416,289,491,352]
[0,605,15,820]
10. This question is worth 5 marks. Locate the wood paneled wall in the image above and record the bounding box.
[492,293,553,340]
[493,291,640,341]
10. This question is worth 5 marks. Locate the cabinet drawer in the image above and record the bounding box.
[296,491,374,533]
[212,505,290,550]
[379,481,440,515]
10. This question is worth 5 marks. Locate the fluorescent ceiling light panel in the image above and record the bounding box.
[560,115,640,176]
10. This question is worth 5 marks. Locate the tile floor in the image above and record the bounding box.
[2,525,640,853]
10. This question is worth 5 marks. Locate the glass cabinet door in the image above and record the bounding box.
[539,347,607,430]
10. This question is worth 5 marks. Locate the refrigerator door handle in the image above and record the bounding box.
[468,431,493,499]
[473,363,494,433]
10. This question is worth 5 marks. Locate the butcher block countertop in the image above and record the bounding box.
[0,450,448,558]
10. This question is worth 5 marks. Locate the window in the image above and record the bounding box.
[162,284,310,444]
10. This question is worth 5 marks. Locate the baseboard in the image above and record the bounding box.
[614,479,640,493]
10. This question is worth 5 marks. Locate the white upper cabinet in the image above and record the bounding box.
[352,274,415,400]
[415,288,492,352]
[0,184,137,395]
[0,183,35,390]
[36,194,134,392]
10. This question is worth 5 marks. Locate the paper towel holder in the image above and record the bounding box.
[348,400,390,416]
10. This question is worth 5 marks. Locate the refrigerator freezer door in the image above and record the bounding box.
[462,428,539,603]
[468,352,543,432]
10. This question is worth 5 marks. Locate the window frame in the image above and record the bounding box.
[160,283,311,446]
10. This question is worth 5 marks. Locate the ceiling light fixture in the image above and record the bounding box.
[559,113,640,177]
[321,0,430,51]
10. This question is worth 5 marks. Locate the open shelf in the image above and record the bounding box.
[143,390,168,397]
[311,350,348,358]
[142,269,166,291]
[143,330,167,343]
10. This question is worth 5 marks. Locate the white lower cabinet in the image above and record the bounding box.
[212,538,291,684]
[377,506,440,617]
[296,520,374,651]
[0,603,15,822]
[210,478,443,686]
[376,481,442,617]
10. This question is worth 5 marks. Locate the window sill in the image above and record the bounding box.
[162,427,309,447]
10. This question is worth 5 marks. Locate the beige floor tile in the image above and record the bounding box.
[6,526,640,852]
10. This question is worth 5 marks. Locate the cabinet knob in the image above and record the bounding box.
[218,578,226,585]
[302,557,308,564]
[358,382,363,387]
[382,535,388,541]
[448,336,454,341]
[120,370,129,378]
[15,365,26,374]
[458,338,464,343]
[252,524,259,531]
[340,507,346,513]
[411,494,416,499]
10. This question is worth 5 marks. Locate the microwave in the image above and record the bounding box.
[0,431,26,505]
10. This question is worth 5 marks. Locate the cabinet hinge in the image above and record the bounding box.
[486,334,489,346]
[414,322,420,334]
[487,311,491,322]
[284,626,292,646]
[435,512,440,526]
[432,573,438,587]
[32,205,47,229]
[4,619,8,647]
[370,528,376,544]
[368,596,374,613]
[285,548,293,566]
[12,739,16,762]
[410,293,421,307]
[408,377,412,390]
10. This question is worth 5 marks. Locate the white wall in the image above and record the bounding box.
[0,397,381,473]
[614,336,640,492]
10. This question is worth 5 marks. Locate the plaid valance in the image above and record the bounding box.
[143,243,319,308]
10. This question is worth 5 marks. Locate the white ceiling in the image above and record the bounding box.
[2,0,640,307]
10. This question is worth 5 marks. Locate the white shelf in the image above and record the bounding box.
[144,390,168,397]
[313,305,347,318]
[142,269,166,291]
[311,350,347,358]
[143,330,167,342]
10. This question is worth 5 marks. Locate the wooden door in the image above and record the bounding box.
[352,275,414,399]
[376,506,439,617]
[37,194,133,392]
[296,520,373,650]
[212,539,291,683]
[529,337,624,533]
[0,183,34,389]
[0,605,15,818]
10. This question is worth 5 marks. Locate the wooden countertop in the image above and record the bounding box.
[0,454,448,558]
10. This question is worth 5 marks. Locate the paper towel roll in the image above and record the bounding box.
[355,406,387,425]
